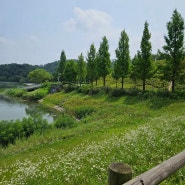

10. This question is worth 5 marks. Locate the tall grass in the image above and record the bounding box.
[0,91,185,184]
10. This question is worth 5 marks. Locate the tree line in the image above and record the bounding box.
[55,9,185,93]
[0,10,184,93]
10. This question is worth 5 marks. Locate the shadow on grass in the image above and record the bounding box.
[123,92,177,110]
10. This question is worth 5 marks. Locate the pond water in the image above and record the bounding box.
[0,95,56,123]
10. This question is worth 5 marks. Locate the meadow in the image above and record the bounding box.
[0,86,185,184]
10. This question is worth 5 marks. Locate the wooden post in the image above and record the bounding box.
[108,162,132,185]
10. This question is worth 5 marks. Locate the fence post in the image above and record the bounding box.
[108,162,132,185]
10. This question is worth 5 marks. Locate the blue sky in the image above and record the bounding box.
[0,0,185,65]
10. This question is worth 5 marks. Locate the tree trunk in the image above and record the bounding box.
[172,79,175,93]
[96,79,98,86]
[121,77,124,89]
[116,81,118,88]
[103,76,106,87]
[143,78,146,91]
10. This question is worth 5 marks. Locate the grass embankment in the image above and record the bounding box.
[0,90,185,185]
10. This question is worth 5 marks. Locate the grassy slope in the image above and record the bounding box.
[0,91,185,185]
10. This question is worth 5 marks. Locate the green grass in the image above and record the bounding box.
[0,90,185,184]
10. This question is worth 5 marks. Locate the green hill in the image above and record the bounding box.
[0,90,185,184]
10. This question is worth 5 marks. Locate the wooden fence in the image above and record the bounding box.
[108,150,185,185]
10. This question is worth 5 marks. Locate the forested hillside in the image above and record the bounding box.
[0,63,37,82]
[0,62,58,82]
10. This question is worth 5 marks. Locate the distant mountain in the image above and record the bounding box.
[0,60,60,82]
[41,60,59,74]
[0,59,83,82]
[0,63,37,82]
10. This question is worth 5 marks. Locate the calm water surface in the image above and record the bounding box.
[0,95,56,123]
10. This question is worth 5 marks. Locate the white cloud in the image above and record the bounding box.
[63,7,123,58]
[64,7,113,34]
[0,37,15,46]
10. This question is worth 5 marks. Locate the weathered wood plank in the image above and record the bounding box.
[123,150,185,185]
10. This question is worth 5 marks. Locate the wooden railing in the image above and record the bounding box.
[108,150,185,185]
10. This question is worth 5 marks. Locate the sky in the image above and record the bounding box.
[0,0,185,65]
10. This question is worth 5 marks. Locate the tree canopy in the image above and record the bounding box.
[163,9,185,92]
[77,53,86,86]
[97,36,111,87]
[134,21,153,91]
[28,69,53,83]
[115,30,130,88]
[86,43,97,86]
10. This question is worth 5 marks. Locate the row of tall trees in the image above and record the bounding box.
[56,9,184,92]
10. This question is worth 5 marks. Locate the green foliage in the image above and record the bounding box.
[28,68,53,83]
[6,88,26,97]
[0,116,50,146]
[56,50,67,82]
[110,88,127,97]
[163,9,185,92]
[41,60,59,75]
[87,43,97,85]
[1,91,185,184]
[75,106,95,119]
[22,88,49,100]
[137,21,153,91]
[64,60,77,83]
[115,30,130,88]
[97,36,111,86]
[76,53,87,86]
[77,85,102,95]
[130,53,140,86]
[63,84,78,93]
[0,63,36,82]
[54,114,76,129]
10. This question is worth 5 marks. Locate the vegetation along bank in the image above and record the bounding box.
[0,9,185,184]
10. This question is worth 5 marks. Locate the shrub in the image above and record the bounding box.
[54,115,75,129]
[110,88,126,97]
[75,106,95,119]
[63,84,78,93]
[0,116,50,147]
[77,85,90,94]
[126,88,141,96]
[22,88,49,100]
[6,88,26,97]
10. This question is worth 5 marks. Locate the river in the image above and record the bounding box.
[0,95,56,123]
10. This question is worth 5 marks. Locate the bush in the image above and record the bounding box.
[77,85,91,94]
[63,84,78,93]
[0,116,50,147]
[54,115,75,129]
[110,88,126,97]
[75,106,95,119]
[126,88,141,96]
[22,88,49,100]
[6,88,26,97]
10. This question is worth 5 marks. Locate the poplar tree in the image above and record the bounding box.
[64,60,77,83]
[97,36,111,87]
[115,30,130,89]
[138,21,152,91]
[86,44,97,86]
[163,9,185,92]
[57,50,66,82]
[112,60,120,88]
[130,52,141,87]
[77,53,86,86]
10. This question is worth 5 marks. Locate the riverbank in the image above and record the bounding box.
[1,88,185,184]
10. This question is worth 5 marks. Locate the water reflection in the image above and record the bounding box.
[0,95,56,123]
